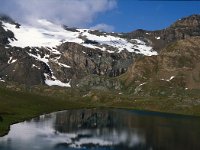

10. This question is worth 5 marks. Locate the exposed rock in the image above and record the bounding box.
[122,37,200,95]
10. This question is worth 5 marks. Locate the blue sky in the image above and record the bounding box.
[93,0,200,32]
[0,0,200,32]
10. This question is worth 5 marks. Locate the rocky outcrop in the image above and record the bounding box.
[0,41,137,87]
[0,15,20,45]
[0,23,14,45]
[56,42,137,87]
[0,46,45,86]
[122,37,200,96]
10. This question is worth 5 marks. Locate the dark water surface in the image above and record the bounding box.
[0,109,200,150]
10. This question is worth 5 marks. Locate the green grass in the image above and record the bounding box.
[0,87,94,136]
[1,87,200,137]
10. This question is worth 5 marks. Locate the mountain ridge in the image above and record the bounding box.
[123,14,200,52]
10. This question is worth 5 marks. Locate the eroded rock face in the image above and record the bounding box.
[0,46,45,85]
[55,42,137,88]
[58,42,136,78]
[123,37,200,95]
[0,40,136,87]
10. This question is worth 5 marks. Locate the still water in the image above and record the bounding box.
[0,109,200,150]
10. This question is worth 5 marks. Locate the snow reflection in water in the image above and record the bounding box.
[0,109,200,150]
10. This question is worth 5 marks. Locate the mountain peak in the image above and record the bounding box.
[171,14,200,28]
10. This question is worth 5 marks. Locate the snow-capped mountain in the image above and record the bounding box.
[0,16,157,88]
[1,14,200,94]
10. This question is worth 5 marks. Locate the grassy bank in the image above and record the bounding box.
[0,87,95,136]
[1,87,200,136]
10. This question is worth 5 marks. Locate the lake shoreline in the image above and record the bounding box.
[1,105,200,137]
[1,87,200,137]
[2,108,200,150]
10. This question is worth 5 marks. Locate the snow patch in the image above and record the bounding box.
[28,52,71,87]
[161,76,175,82]
[50,55,71,68]
[138,82,147,87]
[7,57,12,64]
[31,64,40,69]
[81,31,157,55]
[28,53,49,64]
[48,48,61,55]
[44,73,70,87]
[167,76,175,81]
[8,57,17,64]
[57,62,71,68]
[72,138,113,148]
[11,59,17,64]
[0,78,5,82]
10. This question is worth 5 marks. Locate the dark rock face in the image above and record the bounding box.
[0,41,136,87]
[0,46,45,86]
[0,15,20,45]
[58,42,136,78]
[0,22,15,45]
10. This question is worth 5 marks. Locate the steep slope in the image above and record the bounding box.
[122,37,200,96]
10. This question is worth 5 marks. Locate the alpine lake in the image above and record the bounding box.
[0,108,200,150]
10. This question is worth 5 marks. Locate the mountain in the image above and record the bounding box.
[122,37,200,96]
[0,15,157,88]
[123,15,200,51]
[0,14,200,97]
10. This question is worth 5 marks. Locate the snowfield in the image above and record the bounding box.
[2,20,158,56]
[1,19,158,87]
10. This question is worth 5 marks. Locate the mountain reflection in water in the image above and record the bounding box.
[0,109,200,150]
